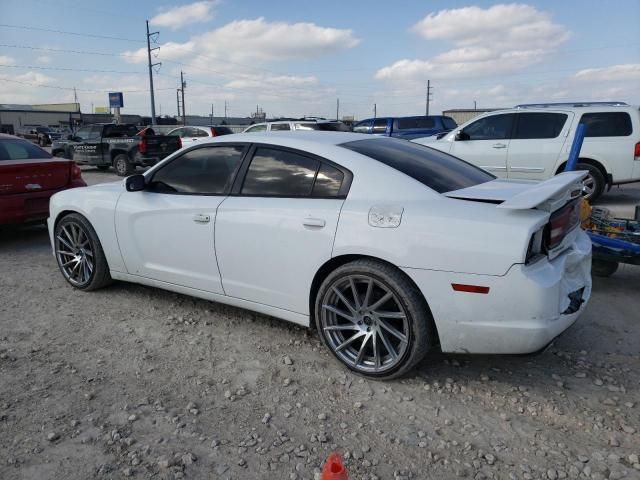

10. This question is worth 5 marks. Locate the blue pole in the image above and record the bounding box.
[564,123,586,172]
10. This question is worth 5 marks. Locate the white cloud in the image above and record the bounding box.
[123,17,359,66]
[35,55,52,64]
[0,71,56,104]
[0,55,16,66]
[376,4,569,83]
[150,1,217,30]
[573,64,640,83]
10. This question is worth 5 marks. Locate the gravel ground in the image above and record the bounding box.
[1,167,639,480]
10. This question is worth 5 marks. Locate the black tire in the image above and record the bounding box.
[577,162,606,202]
[592,259,618,278]
[114,154,134,176]
[54,213,112,291]
[315,259,434,380]
[96,165,110,171]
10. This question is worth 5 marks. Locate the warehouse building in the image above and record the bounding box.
[0,103,82,134]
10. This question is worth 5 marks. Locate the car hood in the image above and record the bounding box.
[444,171,587,211]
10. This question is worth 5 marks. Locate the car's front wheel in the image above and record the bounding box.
[54,213,112,290]
[315,259,434,379]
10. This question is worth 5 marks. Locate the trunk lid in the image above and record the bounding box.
[444,171,587,211]
[0,159,71,195]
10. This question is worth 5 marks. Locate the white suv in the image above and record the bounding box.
[414,102,640,200]
[243,119,349,133]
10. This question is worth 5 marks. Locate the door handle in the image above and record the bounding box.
[492,143,507,149]
[193,213,211,224]
[303,217,326,228]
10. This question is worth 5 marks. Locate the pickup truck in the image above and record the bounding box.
[51,123,182,176]
[352,115,457,140]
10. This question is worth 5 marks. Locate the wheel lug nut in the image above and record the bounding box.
[367,327,371,332]
[357,321,362,325]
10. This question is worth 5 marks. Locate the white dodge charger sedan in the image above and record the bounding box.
[48,132,592,379]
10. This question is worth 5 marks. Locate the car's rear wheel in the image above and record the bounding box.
[114,154,133,176]
[578,162,605,201]
[54,213,112,291]
[315,259,433,379]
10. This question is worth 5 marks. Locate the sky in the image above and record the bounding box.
[0,0,639,120]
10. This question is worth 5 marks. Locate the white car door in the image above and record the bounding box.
[215,145,349,315]
[506,111,573,181]
[448,113,516,177]
[115,144,248,293]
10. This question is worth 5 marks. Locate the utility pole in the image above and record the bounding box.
[336,98,339,121]
[425,80,433,116]
[224,100,228,119]
[176,89,181,118]
[146,20,161,126]
[180,71,186,126]
[373,103,377,118]
[210,104,214,124]
[473,100,477,110]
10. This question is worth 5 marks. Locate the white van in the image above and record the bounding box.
[414,102,640,200]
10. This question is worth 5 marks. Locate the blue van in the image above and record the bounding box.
[353,115,457,139]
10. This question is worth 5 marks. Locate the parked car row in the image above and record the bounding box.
[16,125,64,147]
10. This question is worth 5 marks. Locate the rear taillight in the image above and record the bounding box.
[210,127,217,137]
[544,200,580,251]
[177,137,182,148]
[138,137,148,154]
[70,163,82,180]
[634,141,640,158]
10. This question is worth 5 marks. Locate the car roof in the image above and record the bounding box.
[203,131,368,146]
[0,133,24,139]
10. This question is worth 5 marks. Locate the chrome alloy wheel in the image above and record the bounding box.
[582,173,596,198]
[320,275,410,374]
[55,222,94,286]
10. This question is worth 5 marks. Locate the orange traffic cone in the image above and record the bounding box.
[322,452,348,480]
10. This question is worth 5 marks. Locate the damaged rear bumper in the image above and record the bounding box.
[402,230,592,354]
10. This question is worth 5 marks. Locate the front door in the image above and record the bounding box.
[506,111,573,181]
[67,126,92,163]
[115,144,247,293]
[215,145,348,314]
[449,113,516,177]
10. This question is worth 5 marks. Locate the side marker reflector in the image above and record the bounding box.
[451,283,490,294]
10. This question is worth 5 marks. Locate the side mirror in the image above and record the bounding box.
[125,174,146,192]
[455,130,469,141]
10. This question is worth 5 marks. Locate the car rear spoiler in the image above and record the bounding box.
[497,171,586,210]
[444,171,587,211]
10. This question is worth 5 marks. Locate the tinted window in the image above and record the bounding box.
[74,127,91,140]
[168,128,183,137]
[213,126,233,135]
[442,117,458,130]
[341,137,494,193]
[188,128,209,137]
[36,127,50,133]
[316,122,350,132]
[103,124,139,138]
[270,123,291,131]
[397,117,435,130]
[353,120,371,133]
[149,146,244,194]
[514,112,567,139]
[88,126,102,139]
[313,163,344,197]
[242,148,319,196]
[581,112,632,137]
[246,124,267,132]
[0,139,52,160]
[372,119,388,134]
[462,114,514,140]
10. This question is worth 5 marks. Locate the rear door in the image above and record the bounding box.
[215,145,349,315]
[449,113,515,177]
[372,118,389,136]
[0,139,70,194]
[506,112,572,180]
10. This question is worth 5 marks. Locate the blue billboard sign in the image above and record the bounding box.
[108,92,124,108]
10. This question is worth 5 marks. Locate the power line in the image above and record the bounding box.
[0,77,174,93]
[0,64,146,74]
[0,24,144,43]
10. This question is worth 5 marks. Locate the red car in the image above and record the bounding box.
[0,134,86,225]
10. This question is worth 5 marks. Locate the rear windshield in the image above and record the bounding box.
[397,117,435,130]
[103,124,140,138]
[316,122,351,132]
[442,117,458,130]
[214,126,233,135]
[340,137,494,193]
[0,138,53,160]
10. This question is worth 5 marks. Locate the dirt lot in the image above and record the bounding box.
[1,167,639,480]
